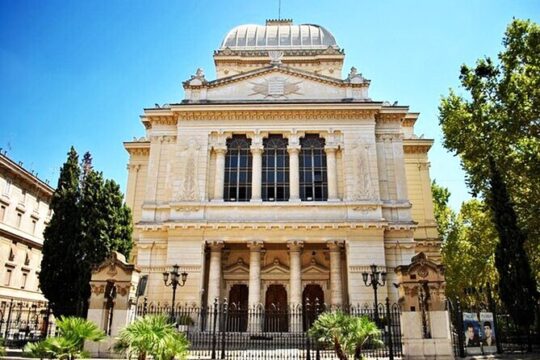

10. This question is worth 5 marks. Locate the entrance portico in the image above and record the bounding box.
[215,240,342,315]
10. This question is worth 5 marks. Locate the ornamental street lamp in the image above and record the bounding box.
[163,264,188,319]
[362,264,387,323]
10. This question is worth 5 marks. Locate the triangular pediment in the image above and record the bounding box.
[224,258,250,275]
[184,65,367,102]
[261,258,290,275]
[302,259,329,275]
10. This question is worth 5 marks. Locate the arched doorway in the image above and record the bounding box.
[264,284,288,332]
[228,284,248,332]
[302,284,325,330]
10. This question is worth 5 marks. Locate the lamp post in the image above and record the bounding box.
[163,264,188,319]
[362,264,387,324]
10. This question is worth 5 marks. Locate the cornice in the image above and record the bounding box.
[136,221,389,231]
[176,108,378,121]
[124,141,150,156]
[403,139,433,154]
[185,65,368,90]
[0,155,54,199]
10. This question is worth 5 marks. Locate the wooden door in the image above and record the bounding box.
[302,284,325,330]
[227,284,248,332]
[264,284,288,332]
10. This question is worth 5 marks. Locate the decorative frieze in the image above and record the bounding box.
[179,109,378,122]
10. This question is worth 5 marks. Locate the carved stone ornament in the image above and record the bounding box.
[351,140,375,200]
[249,77,302,98]
[175,139,201,201]
[268,50,284,65]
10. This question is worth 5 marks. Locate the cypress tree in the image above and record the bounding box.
[40,148,133,317]
[40,147,82,316]
[489,159,538,330]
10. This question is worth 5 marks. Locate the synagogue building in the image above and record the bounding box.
[124,19,439,311]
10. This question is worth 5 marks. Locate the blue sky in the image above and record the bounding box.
[1,0,538,210]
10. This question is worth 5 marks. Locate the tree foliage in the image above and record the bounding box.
[113,315,190,360]
[438,195,498,306]
[308,311,382,360]
[40,148,133,317]
[439,19,539,326]
[23,316,105,360]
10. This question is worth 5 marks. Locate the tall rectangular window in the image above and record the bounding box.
[4,269,12,286]
[224,135,252,201]
[262,135,289,201]
[0,205,5,221]
[21,272,28,289]
[16,213,22,228]
[2,180,11,196]
[300,135,328,201]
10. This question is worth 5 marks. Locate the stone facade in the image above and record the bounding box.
[0,153,53,302]
[124,20,439,311]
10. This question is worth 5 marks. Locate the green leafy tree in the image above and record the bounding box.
[40,147,83,316]
[439,19,539,325]
[431,181,456,240]
[40,148,133,317]
[440,198,498,305]
[113,315,190,360]
[308,311,382,360]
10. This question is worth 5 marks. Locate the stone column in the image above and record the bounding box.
[250,146,263,201]
[287,145,301,201]
[206,241,224,307]
[325,145,339,201]
[288,240,304,332]
[213,147,227,201]
[247,241,263,332]
[327,241,344,307]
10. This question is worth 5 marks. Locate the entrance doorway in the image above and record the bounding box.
[228,284,248,331]
[264,284,288,332]
[302,284,324,330]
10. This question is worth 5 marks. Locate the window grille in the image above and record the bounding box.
[224,135,252,201]
[262,135,289,201]
[300,135,328,201]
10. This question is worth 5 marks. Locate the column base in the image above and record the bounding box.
[250,198,263,203]
[288,198,301,203]
[327,198,341,203]
[210,199,225,203]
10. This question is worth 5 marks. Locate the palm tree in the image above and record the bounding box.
[23,316,105,360]
[113,315,189,360]
[309,311,382,360]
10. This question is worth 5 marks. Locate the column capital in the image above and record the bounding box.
[213,146,227,155]
[326,240,344,251]
[287,240,304,252]
[287,145,301,154]
[250,145,264,154]
[247,240,264,251]
[324,145,339,153]
[207,240,224,251]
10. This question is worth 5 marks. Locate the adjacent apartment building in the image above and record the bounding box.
[0,153,53,302]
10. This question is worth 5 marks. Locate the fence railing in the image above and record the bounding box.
[448,299,540,357]
[0,298,56,348]
[136,298,402,360]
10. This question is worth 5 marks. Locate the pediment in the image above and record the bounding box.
[184,66,368,102]
[261,258,290,275]
[224,258,250,275]
[302,259,329,275]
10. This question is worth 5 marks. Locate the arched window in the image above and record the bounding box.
[262,135,289,201]
[224,135,252,201]
[300,135,327,201]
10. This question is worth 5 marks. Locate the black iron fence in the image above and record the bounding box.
[448,299,540,357]
[0,299,56,348]
[136,298,402,360]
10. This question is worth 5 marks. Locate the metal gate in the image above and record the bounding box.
[138,297,403,359]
